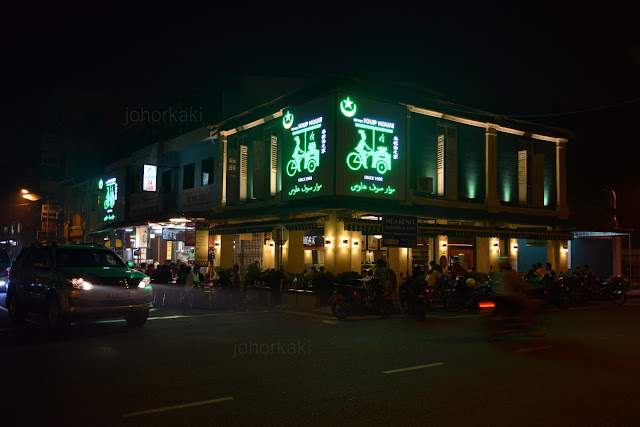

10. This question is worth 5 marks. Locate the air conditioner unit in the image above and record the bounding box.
[415,176,433,195]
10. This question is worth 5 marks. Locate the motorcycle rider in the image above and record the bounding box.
[292,136,304,171]
[493,259,539,328]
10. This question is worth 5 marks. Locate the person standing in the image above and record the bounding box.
[231,264,244,309]
[185,264,203,310]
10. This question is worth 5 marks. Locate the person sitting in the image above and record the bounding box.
[449,260,469,281]
[535,262,548,278]
[545,262,556,279]
[152,264,174,284]
[412,263,425,278]
[527,264,537,279]
[572,265,584,277]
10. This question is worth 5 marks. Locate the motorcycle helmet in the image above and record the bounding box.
[466,278,477,287]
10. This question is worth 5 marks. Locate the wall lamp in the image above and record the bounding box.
[325,238,332,248]
[341,238,349,247]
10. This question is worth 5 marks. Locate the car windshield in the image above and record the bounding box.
[55,249,127,268]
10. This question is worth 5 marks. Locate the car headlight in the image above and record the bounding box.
[71,278,93,290]
[138,277,151,288]
[0,280,6,287]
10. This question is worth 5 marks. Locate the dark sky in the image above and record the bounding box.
[2,2,639,238]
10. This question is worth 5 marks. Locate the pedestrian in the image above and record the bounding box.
[218,269,234,310]
[545,262,556,279]
[185,263,204,310]
[426,261,443,288]
[231,264,244,309]
[374,259,389,293]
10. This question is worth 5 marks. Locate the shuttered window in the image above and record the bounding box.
[270,135,278,196]
[518,150,528,205]
[239,145,248,201]
[437,134,445,196]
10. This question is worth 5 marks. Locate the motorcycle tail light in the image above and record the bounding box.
[478,301,495,308]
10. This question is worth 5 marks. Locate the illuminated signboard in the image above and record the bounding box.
[281,94,335,202]
[335,94,406,200]
[98,177,119,222]
[96,171,126,227]
[143,164,157,191]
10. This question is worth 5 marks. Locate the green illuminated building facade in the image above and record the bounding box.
[209,79,573,277]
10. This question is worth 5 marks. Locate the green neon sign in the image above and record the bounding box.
[346,129,392,174]
[282,111,294,129]
[288,183,323,196]
[286,117,324,177]
[340,97,356,117]
[100,177,118,222]
[350,181,396,195]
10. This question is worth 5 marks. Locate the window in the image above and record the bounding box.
[183,163,195,189]
[202,157,215,186]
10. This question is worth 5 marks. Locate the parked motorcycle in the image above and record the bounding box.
[442,275,492,312]
[524,274,572,310]
[571,275,627,305]
[399,276,431,320]
[330,278,394,319]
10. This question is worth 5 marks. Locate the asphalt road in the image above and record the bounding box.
[1,293,639,427]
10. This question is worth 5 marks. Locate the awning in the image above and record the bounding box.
[339,218,383,235]
[339,218,572,241]
[209,216,327,236]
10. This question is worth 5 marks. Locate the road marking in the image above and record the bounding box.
[321,320,339,324]
[0,305,7,312]
[516,346,552,353]
[424,314,481,319]
[122,396,234,418]
[383,362,444,374]
[97,311,257,324]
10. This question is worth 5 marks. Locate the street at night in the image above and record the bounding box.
[2,296,639,426]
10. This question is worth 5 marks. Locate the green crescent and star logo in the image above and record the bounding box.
[282,110,294,129]
[340,97,357,117]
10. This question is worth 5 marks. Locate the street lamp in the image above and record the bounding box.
[21,189,43,202]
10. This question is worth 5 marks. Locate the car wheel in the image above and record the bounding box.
[46,295,68,330]
[125,310,149,327]
[7,290,27,324]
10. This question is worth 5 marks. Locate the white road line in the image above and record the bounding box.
[424,314,481,319]
[97,311,257,323]
[321,320,339,324]
[122,396,234,418]
[516,346,552,353]
[383,362,444,374]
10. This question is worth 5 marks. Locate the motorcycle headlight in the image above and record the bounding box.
[138,277,151,288]
[71,278,93,290]
[0,279,6,287]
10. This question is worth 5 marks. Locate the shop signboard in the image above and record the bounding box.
[143,164,157,192]
[195,221,209,264]
[95,170,126,228]
[281,94,335,202]
[382,215,417,247]
[336,93,406,201]
[182,184,213,210]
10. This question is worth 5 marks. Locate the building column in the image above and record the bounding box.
[476,237,491,274]
[350,231,363,272]
[556,140,570,220]
[220,234,234,269]
[323,212,337,274]
[613,236,622,276]
[262,235,275,270]
[284,230,305,273]
[509,238,519,271]
[485,127,500,213]
[334,219,351,274]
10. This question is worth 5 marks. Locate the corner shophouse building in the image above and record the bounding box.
[86,129,218,266]
[208,80,574,277]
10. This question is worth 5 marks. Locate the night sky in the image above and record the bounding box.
[2,2,639,241]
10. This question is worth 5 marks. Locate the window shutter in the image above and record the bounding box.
[518,150,528,205]
[270,136,278,196]
[437,134,445,196]
[445,127,458,200]
[531,154,544,207]
[227,145,239,204]
[239,145,248,201]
